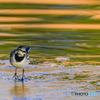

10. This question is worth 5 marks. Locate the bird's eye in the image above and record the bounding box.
[20,49,25,52]
[17,48,20,50]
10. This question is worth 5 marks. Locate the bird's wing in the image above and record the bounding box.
[10,49,16,58]
[26,47,31,53]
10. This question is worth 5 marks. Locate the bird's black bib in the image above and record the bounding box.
[15,54,25,62]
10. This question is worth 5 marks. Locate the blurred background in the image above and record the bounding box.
[0,0,100,63]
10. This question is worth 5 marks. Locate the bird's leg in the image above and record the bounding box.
[21,69,24,81]
[13,68,17,78]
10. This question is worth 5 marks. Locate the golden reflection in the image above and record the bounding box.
[10,81,29,98]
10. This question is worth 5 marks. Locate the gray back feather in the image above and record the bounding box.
[10,49,16,58]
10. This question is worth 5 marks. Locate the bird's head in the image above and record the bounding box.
[16,46,26,57]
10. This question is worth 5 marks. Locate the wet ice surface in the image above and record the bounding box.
[0,60,100,100]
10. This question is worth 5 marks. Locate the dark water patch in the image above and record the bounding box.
[71,57,100,62]
[12,28,100,33]
[0,3,100,10]
[0,17,100,24]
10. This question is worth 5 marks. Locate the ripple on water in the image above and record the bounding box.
[96,82,100,85]
[3,66,14,69]
[55,57,69,62]
[0,60,9,64]
[0,73,6,77]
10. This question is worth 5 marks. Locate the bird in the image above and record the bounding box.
[9,45,31,81]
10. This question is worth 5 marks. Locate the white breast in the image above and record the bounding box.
[10,54,29,68]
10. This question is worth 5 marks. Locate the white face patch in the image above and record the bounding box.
[20,48,25,52]
[17,50,25,57]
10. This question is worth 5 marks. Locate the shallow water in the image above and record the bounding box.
[0,60,100,100]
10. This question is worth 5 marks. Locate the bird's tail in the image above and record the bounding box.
[26,47,31,53]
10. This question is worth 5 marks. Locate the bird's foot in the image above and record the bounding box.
[13,76,19,80]
[12,73,18,79]
[20,77,24,82]
[20,75,25,81]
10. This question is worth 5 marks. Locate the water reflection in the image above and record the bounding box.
[10,81,29,98]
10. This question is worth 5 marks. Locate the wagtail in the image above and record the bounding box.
[9,46,31,80]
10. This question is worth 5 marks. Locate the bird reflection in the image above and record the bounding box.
[10,81,29,98]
